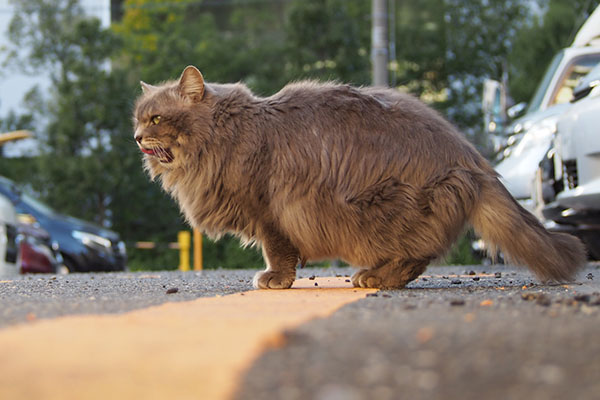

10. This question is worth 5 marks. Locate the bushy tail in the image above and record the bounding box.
[470,177,586,282]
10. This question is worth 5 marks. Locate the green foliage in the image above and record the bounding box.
[390,0,531,158]
[441,0,529,156]
[445,231,481,265]
[126,247,179,271]
[203,235,264,269]
[283,0,371,85]
[3,0,598,269]
[113,0,287,93]
[3,0,186,260]
[127,234,264,271]
[509,0,600,104]
[393,0,447,97]
[0,157,38,182]
[0,111,34,158]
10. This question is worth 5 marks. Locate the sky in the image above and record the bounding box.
[0,0,111,156]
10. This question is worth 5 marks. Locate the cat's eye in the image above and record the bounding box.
[151,115,161,125]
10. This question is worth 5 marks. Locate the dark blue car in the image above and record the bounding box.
[0,176,126,272]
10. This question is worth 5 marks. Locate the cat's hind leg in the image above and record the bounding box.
[253,227,300,289]
[352,258,429,289]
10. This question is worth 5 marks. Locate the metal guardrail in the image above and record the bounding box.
[134,229,203,271]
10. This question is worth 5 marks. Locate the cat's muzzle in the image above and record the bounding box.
[138,144,174,163]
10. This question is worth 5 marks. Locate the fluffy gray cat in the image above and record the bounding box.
[133,66,586,289]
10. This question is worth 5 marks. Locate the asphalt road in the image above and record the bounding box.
[0,269,255,328]
[1,264,599,399]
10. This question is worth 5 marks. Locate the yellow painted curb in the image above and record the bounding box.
[0,277,376,400]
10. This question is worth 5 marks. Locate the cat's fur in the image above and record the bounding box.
[133,66,586,289]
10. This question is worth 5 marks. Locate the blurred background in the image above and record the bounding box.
[0,0,598,272]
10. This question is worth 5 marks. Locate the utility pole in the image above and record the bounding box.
[371,0,389,87]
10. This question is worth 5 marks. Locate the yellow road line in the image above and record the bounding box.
[0,277,376,400]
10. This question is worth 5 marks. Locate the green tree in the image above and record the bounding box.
[441,0,529,153]
[393,0,448,98]
[4,0,187,269]
[509,0,600,104]
[0,111,34,161]
[283,0,371,85]
[114,0,275,269]
[113,0,288,93]
[5,1,126,224]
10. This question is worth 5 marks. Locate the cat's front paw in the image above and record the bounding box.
[253,270,295,289]
[351,269,383,288]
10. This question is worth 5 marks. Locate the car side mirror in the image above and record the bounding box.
[507,102,527,119]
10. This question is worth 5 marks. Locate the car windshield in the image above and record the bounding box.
[527,51,564,114]
[549,54,600,106]
[574,61,600,93]
[21,192,58,216]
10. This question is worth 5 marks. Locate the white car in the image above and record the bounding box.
[0,193,20,277]
[537,62,600,258]
[494,5,600,206]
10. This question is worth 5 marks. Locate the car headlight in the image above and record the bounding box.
[72,230,112,250]
[117,240,127,256]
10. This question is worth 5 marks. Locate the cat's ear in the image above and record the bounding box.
[140,81,158,94]
[178,66,205,102]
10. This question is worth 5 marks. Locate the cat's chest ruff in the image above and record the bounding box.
[173,176,257,238]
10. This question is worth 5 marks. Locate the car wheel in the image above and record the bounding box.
[56,264,70,274]
[578,231,600,261]
[61,255,80,273]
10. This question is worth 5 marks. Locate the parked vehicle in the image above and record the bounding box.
[17,216,64,274]
[0,176,127,272]
[483,5,600,210]
[534,62,600,259]
[0,193,19,277]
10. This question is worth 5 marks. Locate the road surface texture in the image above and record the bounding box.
[236,266,600,400]
[1,264,599,400]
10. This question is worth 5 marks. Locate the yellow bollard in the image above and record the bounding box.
[193,229,203,271]
[178,231,191,271]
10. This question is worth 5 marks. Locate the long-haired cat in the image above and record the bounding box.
[134,66,586,289]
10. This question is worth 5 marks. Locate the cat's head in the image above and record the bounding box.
[133,65,211,176]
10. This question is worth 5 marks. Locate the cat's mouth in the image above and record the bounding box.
[140,146,174,163]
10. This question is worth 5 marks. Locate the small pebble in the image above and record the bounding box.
[345,279,351,283]
[521,293,537,301]
[468,270,476,275]
[574,294,590,303]
[166,287,179,294]
[536,294,551,307]
[366,293,378,297]
[314,282,318,287]
[308,275,316,280]
[451,279,461,285]
[472,277,480,281]
[494,272,502,278]
[450,299,465,306]
[587,273,593,280]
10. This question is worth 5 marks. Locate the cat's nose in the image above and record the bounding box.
[134,129,144,144]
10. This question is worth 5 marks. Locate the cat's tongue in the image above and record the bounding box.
[140,147,156,155]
